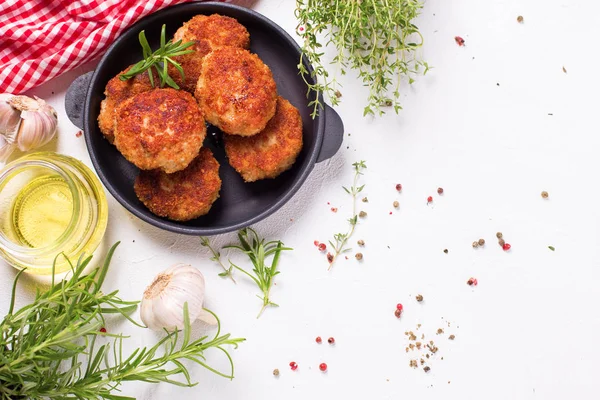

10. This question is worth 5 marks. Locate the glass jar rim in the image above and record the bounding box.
[0,158,81,256]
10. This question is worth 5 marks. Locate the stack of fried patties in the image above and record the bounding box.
[98,14,303,222]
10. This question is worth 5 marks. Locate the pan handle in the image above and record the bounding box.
[316,103,344,163]
[65,71,94,130]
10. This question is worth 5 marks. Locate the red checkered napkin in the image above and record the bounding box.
[0,0,228,94]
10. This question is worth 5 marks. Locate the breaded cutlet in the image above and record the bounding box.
[134,148,221,221]
[170,14,250,92]
[224,97,303,182]
[113,88,206,174]
[98,65,158,143]
[195,47,277,136]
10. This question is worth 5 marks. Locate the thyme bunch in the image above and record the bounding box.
[295,0,429,117]
[327,161,367,269]
[0,243,243,399]
[120,24,194,89]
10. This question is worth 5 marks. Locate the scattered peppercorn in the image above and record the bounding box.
[394,309,402,318]
[326,252,334,263]
[75,131,83,138]
[562,66,567,73]
[467,277,478,286]
[423,366,431,372]
[427,196,433,203]
[498,238,505,246]
[331,207,338,213]
[478,238,485,246]
[357,239,365,246]
[273,368,280,376]
[318,243,327,252]
[393,201,399,208]
[443,249,448,254]
[335,90,342,98]
[319,363,328,372]
[316,336,322,344]
[396,303,404,311]
[396,184,402,192]
[472,241,479,248]
[496,232,503,239]
[502,243,511,251]
[314,240,320,246]
[328,337,335,345]
[416,294,424,302]
[541,191,549,198]
[517,15,524,23]
[449,335,455,340]
[359,211,367,218]
[437,187,444,195]
[289,361,298,371]
[355,252,363,260]
[454,36,465,46]
[99,327,107,333]
[362,197,368,202]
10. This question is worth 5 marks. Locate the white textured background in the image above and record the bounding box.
[2,0,600,399]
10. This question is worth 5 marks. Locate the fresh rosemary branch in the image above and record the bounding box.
[328,160,367,270]
[0,243,244,399]
[225,228,292,318]
[295,0,429,117]
[200,236,236,283]
[119,24,194,90]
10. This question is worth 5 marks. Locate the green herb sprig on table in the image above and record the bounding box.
[225,228,292,318]
[327,160,367,269]
[295,0,429,117]
[119,24,194,89]
[201,236,237,283]
[0,243,244,400]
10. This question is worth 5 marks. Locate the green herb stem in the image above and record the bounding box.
[225,228,292,318]
[328,161,367,270]
[200,237,237,283]
[119,24,195,90]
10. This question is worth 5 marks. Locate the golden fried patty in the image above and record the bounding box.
[195,47,277,136]
[98,65,158,143]
[134,148,221,221]
[170,14,250,92]
[113,88,206,174]
[224,97,303,182]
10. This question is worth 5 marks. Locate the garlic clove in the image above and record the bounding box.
[10,96,58,152]
[0,135,16,163]
[0,93,21,140]
[140,264,208,332]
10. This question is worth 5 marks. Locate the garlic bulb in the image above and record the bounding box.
[0,93,58,162]
[141,263,217,331]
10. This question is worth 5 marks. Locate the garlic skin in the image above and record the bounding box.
[8,95,58,151]
[141,264,217,331]
[0,94,58,160]
[0,93,20,138]
[0,135,15,163]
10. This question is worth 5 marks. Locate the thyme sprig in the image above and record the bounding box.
[119,24,194,90]
[328,160,367,270]
[0,243,244,399]
[200,236,236,283]
[225,228,292,318]
[295,0,429,117]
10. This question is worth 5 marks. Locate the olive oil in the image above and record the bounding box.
[12,175,73,248]
[0,152,108,274]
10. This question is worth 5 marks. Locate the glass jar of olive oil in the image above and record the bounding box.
[0,152,108,274]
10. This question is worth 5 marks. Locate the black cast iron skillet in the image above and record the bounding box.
[65,1,343,235]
